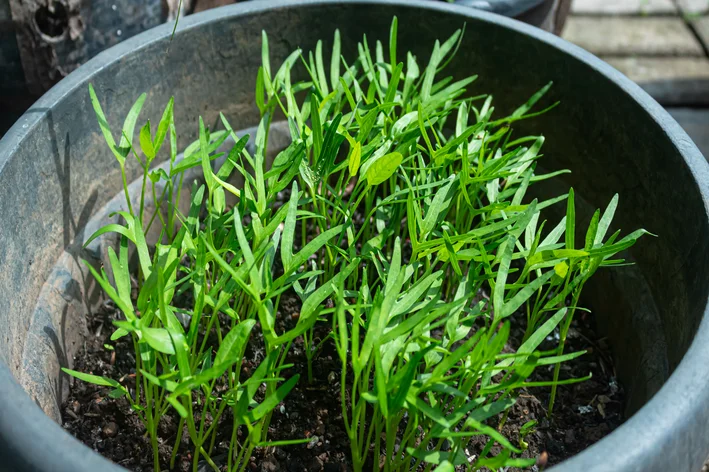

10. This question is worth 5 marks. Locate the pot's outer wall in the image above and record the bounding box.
[1,1,709,471]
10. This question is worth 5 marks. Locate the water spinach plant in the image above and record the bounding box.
[64,17,647,472]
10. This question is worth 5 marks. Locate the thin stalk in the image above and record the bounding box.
[236,442,256,472]
[120,166,134,216]
[139,165,149,225]
[170,417,186,470]
[548,282,585,416]
[143,375,160,472]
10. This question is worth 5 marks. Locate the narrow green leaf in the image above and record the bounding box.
[389,16,398,70]
[518,307,567,356]
[281,181,298,271]
[498,270,555,319]
[595,194,619,247]
[198,117,216,195]
[348,141,362,177]
[566,187,576,250]
[167,395,188,418]
[330,29,341,91]
[315,40,329,95]
[248,374,299,422]
[261,30,271,80]
[62,368,122,388]
[585,209,601,252]
[512,81,553,118]
[311,93,323,161]
[154,97,174,156]
[285,224,343,274]
[256,67,266,113]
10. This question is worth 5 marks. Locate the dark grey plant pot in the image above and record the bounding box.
[0,1,708,471]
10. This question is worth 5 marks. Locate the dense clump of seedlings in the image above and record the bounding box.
[64,17,647,472]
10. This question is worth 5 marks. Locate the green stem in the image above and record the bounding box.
[236,443,256,472]
[143,376,160,472]
[139,165,149,225]
[121,166,134,216]
[548,281,585,416]
[170,417,185,470]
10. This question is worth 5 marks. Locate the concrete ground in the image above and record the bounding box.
[563,0,709,160]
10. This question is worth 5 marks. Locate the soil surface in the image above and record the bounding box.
[62,290,623,471]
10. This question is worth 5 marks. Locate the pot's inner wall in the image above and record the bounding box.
[2,0,707,436]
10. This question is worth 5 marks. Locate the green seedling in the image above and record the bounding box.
[65,16,646,472]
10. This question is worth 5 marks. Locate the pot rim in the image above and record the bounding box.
[1,1,708,471]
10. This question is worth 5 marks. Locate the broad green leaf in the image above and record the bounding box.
[141,326,176,355]
[139,120,155,160]
[432,462,455,472]
[349,141,362,177]
[422,177,454,236]
[363,151,402,186]
[555,261,569,278]
[215,320,256,366]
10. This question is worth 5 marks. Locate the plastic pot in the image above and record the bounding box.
[1,1,708,471]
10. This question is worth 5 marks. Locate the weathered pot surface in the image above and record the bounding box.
[1,1,708,471]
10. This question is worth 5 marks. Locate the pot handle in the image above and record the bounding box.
[451,0,546,18]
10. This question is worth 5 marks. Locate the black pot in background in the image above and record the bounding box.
[0,0,569,137]
[452,0,570,34]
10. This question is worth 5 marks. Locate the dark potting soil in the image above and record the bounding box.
[61,288,624,472]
